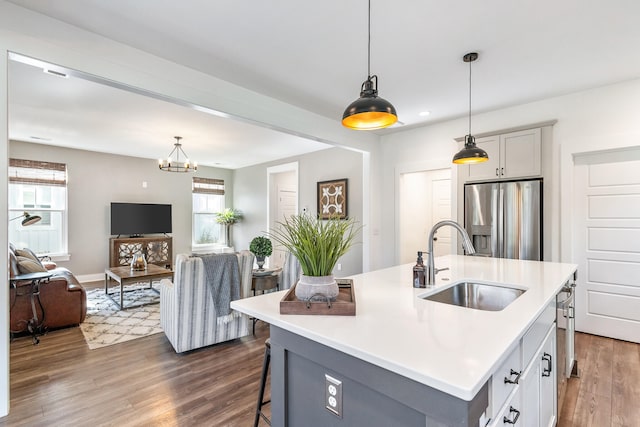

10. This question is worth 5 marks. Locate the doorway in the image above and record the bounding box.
[398,168,452,264]
[573,151,640,343]
[267,163,298,269]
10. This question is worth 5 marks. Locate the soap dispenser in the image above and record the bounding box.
[413,251,426,288]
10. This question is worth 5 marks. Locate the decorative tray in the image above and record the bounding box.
[279,279,355,316]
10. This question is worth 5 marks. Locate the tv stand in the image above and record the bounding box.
[109,236,172,269]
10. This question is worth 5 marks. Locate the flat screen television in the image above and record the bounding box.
[110,202,172,236]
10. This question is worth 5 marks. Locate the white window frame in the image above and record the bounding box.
[8,159,68,258]
[191,177,226,252]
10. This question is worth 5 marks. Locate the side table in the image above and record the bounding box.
[251,268,281,334]
[9,271,52,345]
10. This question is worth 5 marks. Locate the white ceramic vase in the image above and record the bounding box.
[295,274,339,301]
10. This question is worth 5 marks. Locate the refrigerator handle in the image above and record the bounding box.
[498,185,505,258]
[491,184,499,257]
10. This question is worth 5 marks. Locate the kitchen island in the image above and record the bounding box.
[231,255,577,426]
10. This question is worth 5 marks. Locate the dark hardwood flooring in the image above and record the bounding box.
[2,316,272,426]
[1,297,638,427]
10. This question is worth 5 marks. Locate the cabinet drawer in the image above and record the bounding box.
[490,386,522,427]
[490,344,522,420]
[522,301,555,365]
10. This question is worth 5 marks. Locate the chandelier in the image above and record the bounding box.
[158,136,197,173]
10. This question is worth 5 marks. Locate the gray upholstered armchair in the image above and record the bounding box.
[160,251,254,353]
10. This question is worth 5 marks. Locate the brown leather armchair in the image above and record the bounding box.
[9,245,87,333]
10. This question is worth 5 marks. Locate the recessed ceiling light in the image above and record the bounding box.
[419,111,431,117]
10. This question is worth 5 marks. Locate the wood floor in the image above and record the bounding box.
[2,321,272,427]
[0,324,638,426]
[558,333,640,427]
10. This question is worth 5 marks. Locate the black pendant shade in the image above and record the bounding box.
[452,135,489,164]
[342,75,397,130]
[452,52,489,164]
[342,0,397,130]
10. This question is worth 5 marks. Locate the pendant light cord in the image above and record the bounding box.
[367,0,371,78]
[468,56,472,136]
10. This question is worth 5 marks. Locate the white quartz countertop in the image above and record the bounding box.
[231,255,577,401]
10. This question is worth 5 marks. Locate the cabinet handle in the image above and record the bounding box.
[504,369,522,384]
[496,168,499,176]
[501,167,505,176]
[503,406,520,424]
[542,352,552,377]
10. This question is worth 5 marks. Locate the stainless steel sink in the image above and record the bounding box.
[419,281,526,311]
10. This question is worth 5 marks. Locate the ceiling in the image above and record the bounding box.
[7,0,640,168]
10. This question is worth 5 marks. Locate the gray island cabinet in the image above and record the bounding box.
[231,255,577,427]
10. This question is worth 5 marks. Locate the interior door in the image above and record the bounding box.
[271,184,297,268]
[398,168,451,264]
[431,177,452,256]
[268,167,297,269]
[574,156,640,343]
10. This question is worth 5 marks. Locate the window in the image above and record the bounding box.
[9,159,67,256]
[192,177,225,247]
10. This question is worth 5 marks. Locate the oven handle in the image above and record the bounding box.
[557,294,573,307]
[557,285,574,307]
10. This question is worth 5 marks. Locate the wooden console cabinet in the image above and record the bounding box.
[109,236,172,269]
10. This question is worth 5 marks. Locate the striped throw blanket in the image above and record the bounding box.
[196,253,240,321]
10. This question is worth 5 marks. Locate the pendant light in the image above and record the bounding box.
[159,136,197,173]
[452,52,489,164]
[342,0,397,130]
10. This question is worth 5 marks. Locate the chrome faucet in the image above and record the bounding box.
[426,220,476,285]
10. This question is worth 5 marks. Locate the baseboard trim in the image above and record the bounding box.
[77,273,104,284]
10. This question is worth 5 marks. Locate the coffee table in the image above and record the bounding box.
[104,264,173,310]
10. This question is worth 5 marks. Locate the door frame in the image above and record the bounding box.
[565,145,640,339]
[267,161,299,238]
[560,141,640,264]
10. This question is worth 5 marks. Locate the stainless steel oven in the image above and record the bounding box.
[556,271,578,410]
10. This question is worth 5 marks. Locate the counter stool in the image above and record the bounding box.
[254,338,271,426]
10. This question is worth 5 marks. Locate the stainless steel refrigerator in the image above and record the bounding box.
[464,179,542,260]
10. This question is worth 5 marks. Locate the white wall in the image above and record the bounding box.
[380,78,640,266]
[234,147,364,277]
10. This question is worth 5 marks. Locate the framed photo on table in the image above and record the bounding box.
[317,178,348,219]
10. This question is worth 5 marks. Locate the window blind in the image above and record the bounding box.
[9,158,67,187]
[192,177,225,195]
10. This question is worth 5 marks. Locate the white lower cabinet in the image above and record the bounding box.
[520,352,541,427]
[488,310,557,427]
[520,324,556,427]
[539,327,557,427]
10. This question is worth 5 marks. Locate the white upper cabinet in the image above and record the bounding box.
[462,128,542,182]
[466,134,500,181]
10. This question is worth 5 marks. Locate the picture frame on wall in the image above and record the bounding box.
[317,178,348,219]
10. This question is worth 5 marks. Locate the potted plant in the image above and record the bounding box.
[269,214,360,301]
[249,236,273,270]
[215,208,243,247]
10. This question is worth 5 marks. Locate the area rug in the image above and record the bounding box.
[80,283,162,350]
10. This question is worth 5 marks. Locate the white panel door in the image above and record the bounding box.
[431,177,452,257]
[271,184,297,268]
[574,158,640,343]
[399,169,451,263]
